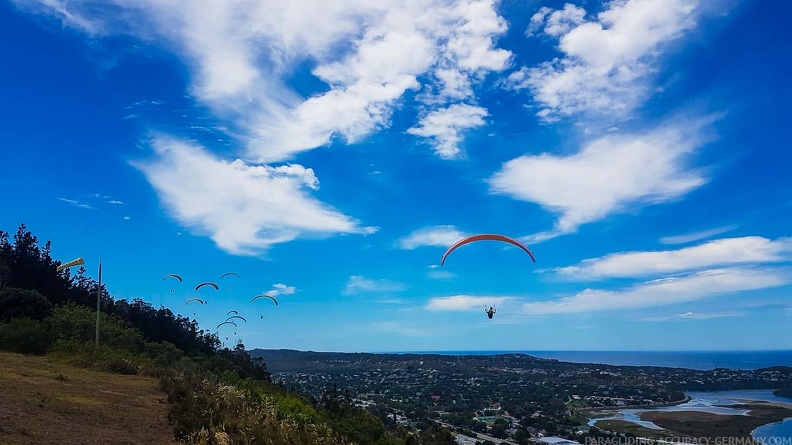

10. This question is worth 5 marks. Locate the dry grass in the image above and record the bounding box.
[0,351,177,445]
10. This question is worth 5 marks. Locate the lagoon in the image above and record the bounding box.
[588,390,792,436]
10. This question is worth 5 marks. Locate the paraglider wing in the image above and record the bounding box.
[227,310,239,316]
[185,298,205,305]
[220,272,240,280]
[57,257,85,272]
[440,234,536,266]
[194,282,219,291]
[226,315,247,323]
[217,321,237,329]
[162,274,183,282]
[251,295,279,306]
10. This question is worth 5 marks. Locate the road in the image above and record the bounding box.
[436,420,519,445]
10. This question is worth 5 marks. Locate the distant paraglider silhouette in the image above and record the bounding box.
[162,274,183,292]
[220,272,240,289]
[195,282,219,291]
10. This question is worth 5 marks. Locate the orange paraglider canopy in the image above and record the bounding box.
[440,234,536,266]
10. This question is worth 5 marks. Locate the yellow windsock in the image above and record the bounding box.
[56,257,85,272]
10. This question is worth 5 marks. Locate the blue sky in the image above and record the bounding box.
[2,0,791,352]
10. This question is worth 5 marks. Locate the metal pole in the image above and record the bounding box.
[96,254,102,345]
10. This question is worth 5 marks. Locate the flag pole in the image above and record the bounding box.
[96,253,102,345]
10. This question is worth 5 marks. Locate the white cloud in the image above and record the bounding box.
[264,283,297,297]
[132,137,374,255]
[17,0,511,161]
[489,119,712,239]
[376,298,407,305]
[660,225,738,244]
[123,216,132,220]
[643,310,743,322]
[508,0,701,121]
[343,275,407,295]
[108,200,124,204]
[675,310,741,319]
[57,197,94,209]
[407,104,488,159]
[397,225,468,249]
[526,4,587,38]
[521,267,790,315]
[428,270,455,280]
[425,295,512,311]
[555,237,792,280]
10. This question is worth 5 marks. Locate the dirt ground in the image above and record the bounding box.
[0,352,178,445]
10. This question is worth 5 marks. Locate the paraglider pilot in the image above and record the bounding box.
[485,306,496,319]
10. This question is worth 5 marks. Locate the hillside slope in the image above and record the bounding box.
[0,352,176,445]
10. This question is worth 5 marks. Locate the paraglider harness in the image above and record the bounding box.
[485,306,496,319]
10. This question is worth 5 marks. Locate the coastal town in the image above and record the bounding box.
[254,350,792,444]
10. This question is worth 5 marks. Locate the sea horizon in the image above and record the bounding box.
[254,349,792,371]
[388,350,792,370]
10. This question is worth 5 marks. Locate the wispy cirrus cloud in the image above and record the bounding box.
[343,275,407,295]
[425,295,512,311]
[59,195,126,209]
[489,118,714,240]
[643,310,744,322]
[396,225,468,250]
[521,267,790,315]
[427,270,455,280]
[506,0,702,121]
[554,237,792,280]
[660,225,738,245]
[132,137,375,255]
[57,197,94,209]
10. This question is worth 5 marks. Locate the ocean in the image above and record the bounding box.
[388,350,792,370]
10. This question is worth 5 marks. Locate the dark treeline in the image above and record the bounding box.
[0,223,267,379]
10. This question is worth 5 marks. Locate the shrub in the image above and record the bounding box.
[50,304,145,352]
[0,317,53,354]
[49,340,146,375]
[0,288,53,321]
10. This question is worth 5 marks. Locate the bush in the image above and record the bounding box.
[0,317,54,354]
[0,288,53,321]
[50,304,145,352]
[49,340,145,375]
[145,340,184,367]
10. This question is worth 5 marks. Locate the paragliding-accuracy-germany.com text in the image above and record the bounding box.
[585,438,792,445]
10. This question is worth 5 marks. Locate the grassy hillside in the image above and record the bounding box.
[0,351,176,445]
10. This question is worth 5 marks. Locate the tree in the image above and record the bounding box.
[0,287,53,322]
[418,423,456,445]
[0,230,10,292]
